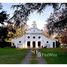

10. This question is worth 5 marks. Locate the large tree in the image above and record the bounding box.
[10,3,67,35]
[11,3,61,26]
[0,3,9,41]
[47,5,67,35]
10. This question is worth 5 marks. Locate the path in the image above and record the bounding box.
[21,49,47,64]
[21,49,32,64]
[36,49,47,64]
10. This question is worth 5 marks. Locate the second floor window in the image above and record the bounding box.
[28,36,30,39]
[33,36,35,39]
[38,36,41,39]
[19,41,21,43]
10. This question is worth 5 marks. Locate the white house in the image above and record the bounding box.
[11,21,56,48]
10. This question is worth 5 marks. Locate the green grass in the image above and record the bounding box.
[40,48,67,64]
[0,48,28,64]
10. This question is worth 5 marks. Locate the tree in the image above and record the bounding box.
[0,27,8,40]
[60,29,67,44]
[0,3,16,47]
[10,3,67,39]
[11,3,67,35]
[0,3,9,41]
[11,3,61,26]
[13,24,28,37]
[47,4,67,35]
[0,3,8,24]
[0,11,8,24]
[42,24,50,37]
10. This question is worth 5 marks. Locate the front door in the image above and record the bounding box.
[32,41,35,48]
[27,41,30,48]
[38,41,41,48]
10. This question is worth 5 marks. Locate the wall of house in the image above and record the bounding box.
[41,35,56,48]
[11,35,26,48]
[11,33,56,48]
[11,22,56,48]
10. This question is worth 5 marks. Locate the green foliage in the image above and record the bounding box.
[47,4,67,34]
[40,48,67,64]
[11,3,61,26]
[0,48,28,64]
[11,3,67,35]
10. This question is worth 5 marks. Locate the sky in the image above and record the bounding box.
[2,3,54,29]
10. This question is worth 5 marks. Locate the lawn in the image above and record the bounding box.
[40,48,67,64]
[0,48,28,64]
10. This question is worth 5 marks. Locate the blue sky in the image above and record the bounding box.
[2,3,53,29]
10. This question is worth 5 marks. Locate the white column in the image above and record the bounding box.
[24,42,27,48]
[30,41,32,48]
[36,41,37,48]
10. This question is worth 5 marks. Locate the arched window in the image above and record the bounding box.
[38,41,41,47]
[27,41,30,48]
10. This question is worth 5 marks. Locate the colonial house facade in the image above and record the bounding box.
[11,21,56,48]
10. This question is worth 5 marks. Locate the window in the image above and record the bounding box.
[19,41,21,43]
[32,41,36,48]
[33,36,35,39]
[47,41,48,43]
[38,36,41,39]
[28,36,30,39]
